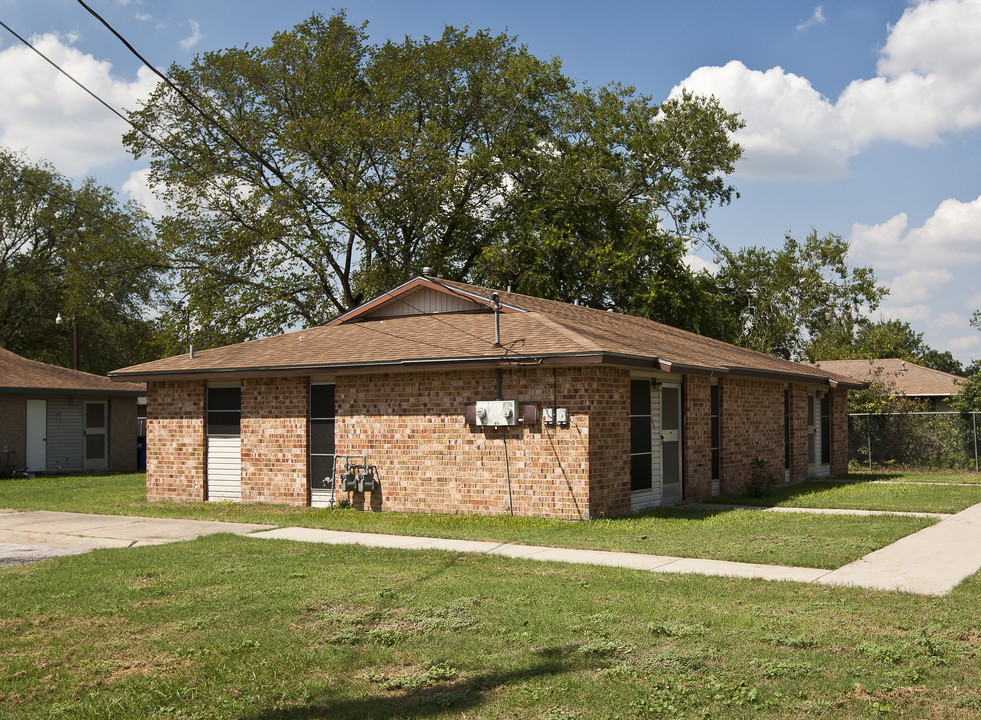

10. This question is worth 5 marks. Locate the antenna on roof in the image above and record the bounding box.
[491,292,502,348]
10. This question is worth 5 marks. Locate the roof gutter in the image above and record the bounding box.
[109,350,862,388]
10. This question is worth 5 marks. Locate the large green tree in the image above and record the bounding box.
[711,230,885,360]
[125,12,743,346]
[0,149,164,374]
[810,318,963,375]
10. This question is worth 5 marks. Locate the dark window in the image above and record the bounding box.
[629,379,653,492]
[710,385,720,481]
[821,393,831,465]
[630,378,651,416]
[310,384,335,489]
[85,402,106,429]
[784,389,791,470]
[207,387,241,436]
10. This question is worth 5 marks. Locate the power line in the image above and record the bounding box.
[3,6,494,357]
[0,18,133,130]
[75,0,400,270]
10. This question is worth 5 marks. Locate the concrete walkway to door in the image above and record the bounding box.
[2,502,981,596]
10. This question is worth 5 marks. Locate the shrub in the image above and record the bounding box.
[745,457,775,498]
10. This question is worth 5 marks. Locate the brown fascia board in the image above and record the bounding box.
[109,349,848,386]
[1,386,145,396]
[108,351,660,382]
[723,365,867,389]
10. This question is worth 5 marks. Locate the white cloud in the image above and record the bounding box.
[0,32,156,176]
[850,194,981,271]
[948,333,981,358]
[671,0,981,179]
[876,302,933,325]
[796,6,826,32]
[676,61,847,179]
[883,268,953,304]
[180,20,203,51]
[936,312,965,329]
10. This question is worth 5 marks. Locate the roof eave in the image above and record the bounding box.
[1,386,145,396]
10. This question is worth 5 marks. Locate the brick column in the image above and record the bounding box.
[241,376,309,505]
[683,375,712,500]
[830,387,849,476]
[146,380,206,501]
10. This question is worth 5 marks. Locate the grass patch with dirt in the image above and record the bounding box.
[0,473,937,569]
[2,535,981,719]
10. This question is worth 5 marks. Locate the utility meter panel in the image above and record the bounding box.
[475,400,518,426]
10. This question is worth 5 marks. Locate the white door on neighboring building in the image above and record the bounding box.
[25,398,47,472]
[83,401,108,471]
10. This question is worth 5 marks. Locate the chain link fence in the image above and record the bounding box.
[849,412,981,472]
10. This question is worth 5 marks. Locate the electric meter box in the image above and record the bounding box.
[474,400,518,427]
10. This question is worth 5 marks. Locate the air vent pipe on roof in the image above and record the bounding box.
[492,291,502,347]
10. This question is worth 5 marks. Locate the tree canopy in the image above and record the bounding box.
[709,230,885,360]
[125,11,743,346]
[0,149,164,374]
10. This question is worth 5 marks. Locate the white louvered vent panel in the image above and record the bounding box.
[207,436,241,502]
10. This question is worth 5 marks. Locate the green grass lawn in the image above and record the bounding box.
[711,478,981,514]
[2,535,981,719]
[0,473,937,569]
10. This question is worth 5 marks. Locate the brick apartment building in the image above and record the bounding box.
[110,277,861,519]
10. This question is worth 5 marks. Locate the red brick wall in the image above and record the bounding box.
[146,380,206,501]
[241,376,309,505]
[719,378,785,494]
[109,395,138,471]
[0,394,26,472]
[583,367,630,518]
[830,387,849,476]
[683,375,712,500]
[335,366,629,520]
[143,369,843,516]
[789,384,809,482]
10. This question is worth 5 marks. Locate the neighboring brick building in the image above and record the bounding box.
[815,358,963,411]
[111,277,862,519]
[1,347,144,475]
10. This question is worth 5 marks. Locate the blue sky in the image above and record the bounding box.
[2,0,980,364]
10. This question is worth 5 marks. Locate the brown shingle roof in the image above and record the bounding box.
[813,359,963,397]
[109,277,862,388]
[1,347,144,394]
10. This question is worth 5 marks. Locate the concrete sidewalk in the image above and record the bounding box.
[0,510,272,566]
[2,505,980,595]
[815,502,981,594]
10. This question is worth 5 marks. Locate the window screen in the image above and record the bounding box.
[630,379,653,492]
[310,384,336,489]
[207,387,241,436]
[710,384,720,481]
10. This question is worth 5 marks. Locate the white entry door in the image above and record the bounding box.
[83,401,108,471]
[26,399,47,472]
